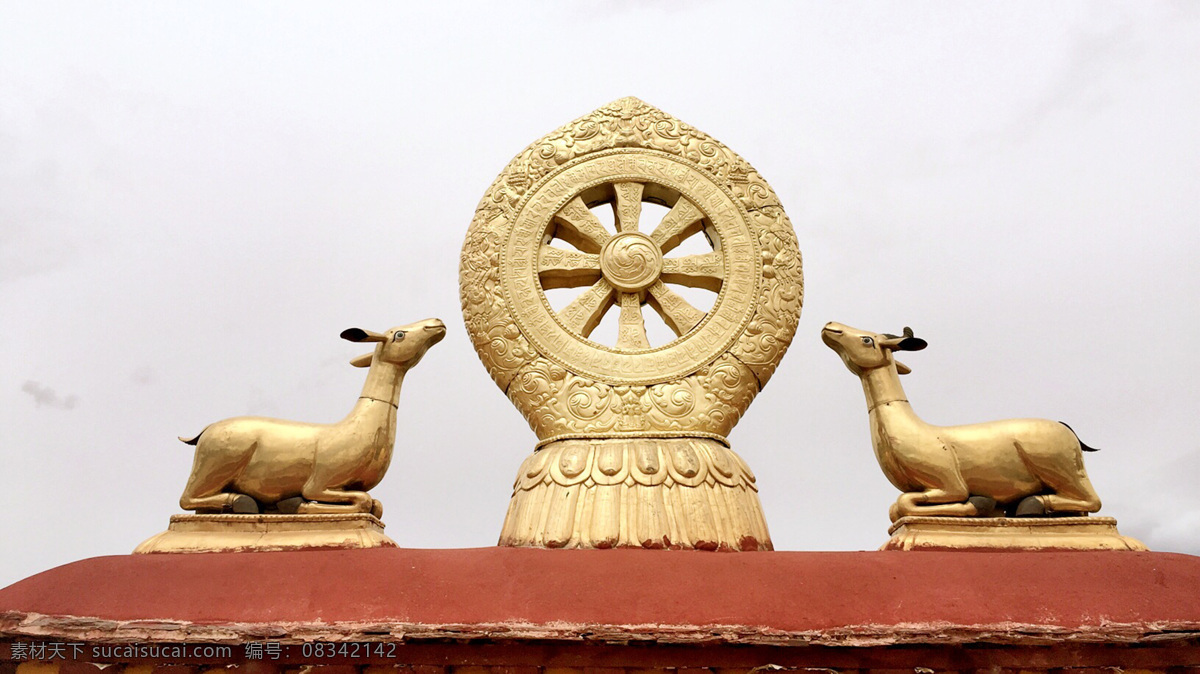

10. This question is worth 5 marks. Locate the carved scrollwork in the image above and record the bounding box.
[466,99,800,551]
[460,97,802,442]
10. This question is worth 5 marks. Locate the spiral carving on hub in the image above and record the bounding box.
[600,232,662,293]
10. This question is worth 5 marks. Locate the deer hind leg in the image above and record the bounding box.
[179,442,258,513]
[1016,472,1102,515]
[1015,442,1102,516]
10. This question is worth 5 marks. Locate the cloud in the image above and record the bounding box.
[967,9,1143,150]
[245,387,280,416]
[130,366,155,385]
[1022,17,1138,128]
[0,226,77,285]
[1142,509,1200,555]
[20,380,79,410]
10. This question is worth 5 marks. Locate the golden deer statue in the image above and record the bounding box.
[822,322,1103,521]
[177,318,446,517]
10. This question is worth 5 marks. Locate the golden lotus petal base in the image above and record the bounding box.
[883,516,1147,551]
[500,438,772,551]
[133,513,396,554]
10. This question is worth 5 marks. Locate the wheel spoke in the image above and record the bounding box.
[649,197,704,254]
[612,182,644,233]
[558,279,615,338]
[539,246,601,289]
[615,292,650,350]
[646,281,706,336]
[554,196,612,253]
[661,251,724,292]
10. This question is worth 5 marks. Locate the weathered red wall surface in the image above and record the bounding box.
[2,548,1199,669]
[3,548,1199,631]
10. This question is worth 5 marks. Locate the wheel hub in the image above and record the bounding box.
[600,232,663,293]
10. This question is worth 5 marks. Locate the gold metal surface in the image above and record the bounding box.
[462,97,802,549]
[499,438,770,551]
[134,513,396,554]
[599,231,663,293]
[822,322,1117,527]
[884,515,1146,551]
[177,318,445,517]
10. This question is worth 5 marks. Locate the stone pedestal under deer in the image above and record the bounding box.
[178,318,445,517]
[822,322,1103,522]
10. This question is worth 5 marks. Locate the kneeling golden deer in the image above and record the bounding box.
[822,322,1102,521]
[178,318,445,517]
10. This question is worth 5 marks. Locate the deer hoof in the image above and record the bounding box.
[967,496,998,517]
[230,494,259,514]
[1016,495,1047,517]
[275,497,304,514]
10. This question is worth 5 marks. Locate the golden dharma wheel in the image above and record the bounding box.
[461,98,803,550]
[502,149,762,386]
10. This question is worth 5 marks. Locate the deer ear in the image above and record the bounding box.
[895,360,912,375]
[342,328,387,343]
[349,352,374,368]
[895,327,927,351]
[880,333,927,351]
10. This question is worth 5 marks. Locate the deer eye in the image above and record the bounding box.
[393,331,406,342]
[861,336,873,346]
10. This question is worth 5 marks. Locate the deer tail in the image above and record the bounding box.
[178,426,208,446]
[1059,421,1100,452]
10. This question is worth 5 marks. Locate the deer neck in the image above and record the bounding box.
[343,358,406,429]
[357,359,406,408]
[860,362,912,416]
[859,361,925,493]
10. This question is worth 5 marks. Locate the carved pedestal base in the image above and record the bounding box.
[883,515,1147,551]
[134,513,397,554]
[499,438,772,551]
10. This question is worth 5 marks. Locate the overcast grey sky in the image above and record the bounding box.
[2,2,1197,586]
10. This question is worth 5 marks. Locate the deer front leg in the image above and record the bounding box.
[891,488,982,521]
[181,491,259,514]
[297,478,374,514]
[888,452,979,521]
